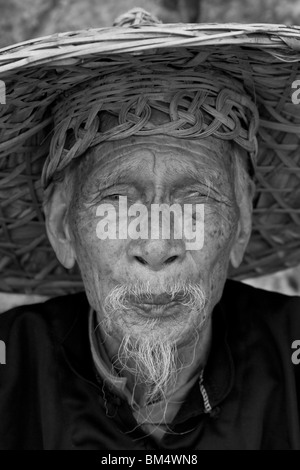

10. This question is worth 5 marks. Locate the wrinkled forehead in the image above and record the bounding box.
[73,133,237,194]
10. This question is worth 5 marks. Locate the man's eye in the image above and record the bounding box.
[103,194,121,201]
[186,191,207,200]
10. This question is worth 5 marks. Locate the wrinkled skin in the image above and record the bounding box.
[45,134,253,403]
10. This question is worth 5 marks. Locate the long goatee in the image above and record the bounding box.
[100,280,207,406]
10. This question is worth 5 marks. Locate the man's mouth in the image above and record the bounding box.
[127,292,186,318]
[132,303,181,318]
[128,292,186,304]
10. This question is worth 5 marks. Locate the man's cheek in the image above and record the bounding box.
[209,206,237,245]
[70,207,98,249]
[204,216,231,252]
[201,226,235,280]
[97,240,126,271]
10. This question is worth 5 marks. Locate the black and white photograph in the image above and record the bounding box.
[0,0,300,453]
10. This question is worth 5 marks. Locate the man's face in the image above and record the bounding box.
[67,135,240,347]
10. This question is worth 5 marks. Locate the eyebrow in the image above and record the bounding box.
[93,166,137,190]
[171,163,223,190]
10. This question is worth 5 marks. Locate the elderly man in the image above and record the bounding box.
[0,10,300,450]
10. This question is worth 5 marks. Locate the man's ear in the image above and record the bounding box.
[43,185,76,269]
[229,179,255,269]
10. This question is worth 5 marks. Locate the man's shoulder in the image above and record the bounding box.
[224,279,300,311]
[222,279,300,335]
[0,291,89,343]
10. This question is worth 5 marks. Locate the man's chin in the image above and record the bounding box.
[113,307,203,347]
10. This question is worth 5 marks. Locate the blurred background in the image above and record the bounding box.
[0,0,299,311]
[1,0,300,47]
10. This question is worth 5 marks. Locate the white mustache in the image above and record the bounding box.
[104,280,207,312]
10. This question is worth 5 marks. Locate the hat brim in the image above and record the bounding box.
[0,22,300,295]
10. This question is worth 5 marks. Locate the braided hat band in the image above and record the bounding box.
[43,69,259,189]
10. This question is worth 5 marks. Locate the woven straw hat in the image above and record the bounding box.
[0,8,300,296]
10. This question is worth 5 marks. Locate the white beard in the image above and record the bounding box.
[99,280,207,406]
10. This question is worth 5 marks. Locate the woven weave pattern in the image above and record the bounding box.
[44,70,259,188]
[0,24,300,295]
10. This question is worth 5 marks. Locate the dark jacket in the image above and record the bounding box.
[0,280,300,450]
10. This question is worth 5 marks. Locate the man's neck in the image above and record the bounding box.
[102,318,213,407]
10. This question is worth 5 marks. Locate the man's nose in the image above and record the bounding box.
[127,238,186,271]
